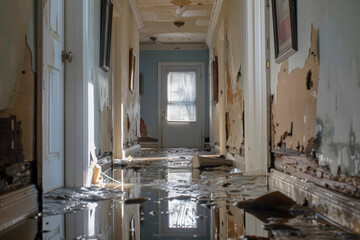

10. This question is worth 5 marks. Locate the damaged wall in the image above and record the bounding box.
[0,0,32,110]
[0,1,36,194]
[209,0,245,155]
[87,0,113,157]
[272,26,319,154]
[139,50,209,140]
[270,0,360,177]
[114,0,140,149]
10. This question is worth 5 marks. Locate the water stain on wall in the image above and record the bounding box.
[272,26,319,153]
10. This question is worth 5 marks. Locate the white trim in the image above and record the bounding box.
[122,144,141,158]
[65,0,90,187]
[205,0,224,47]
[111,0,122,16]
[158,62,206,148]
[244,0,268,175]
[128,0,144,30]
[140,43,208,51]
[0,185,38,232]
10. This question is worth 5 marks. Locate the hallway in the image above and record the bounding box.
[1,148,359,239]
[1,0,360,238]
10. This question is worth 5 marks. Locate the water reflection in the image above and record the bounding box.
[167,171,197,229]
[4,149,357,240]
[168,199,197,229]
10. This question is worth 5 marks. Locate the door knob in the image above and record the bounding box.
[62,51,73,63]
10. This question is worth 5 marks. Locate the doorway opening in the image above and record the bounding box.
[158,62,205,148]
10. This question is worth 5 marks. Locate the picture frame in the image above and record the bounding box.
[211,56,219,103]
[271,0,297,63]
[99,0,113,72]
[129,48,136,93]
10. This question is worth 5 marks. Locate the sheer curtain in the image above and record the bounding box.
[167,72,196,122]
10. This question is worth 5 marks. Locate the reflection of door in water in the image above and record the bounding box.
[160,63,204,148]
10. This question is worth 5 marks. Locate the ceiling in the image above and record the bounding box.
[135,0,216,44]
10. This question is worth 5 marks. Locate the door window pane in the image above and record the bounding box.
[167,72,196,122]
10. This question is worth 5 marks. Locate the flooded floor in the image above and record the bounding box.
[1,148,359,239]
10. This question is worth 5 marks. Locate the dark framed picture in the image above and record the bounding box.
[211,56,218,103]
[100,0,113,72]
[129,48,136,93]
[271,0,297,63]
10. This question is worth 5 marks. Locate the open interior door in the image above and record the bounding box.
[42,0,65,193]
[42,1,65,239]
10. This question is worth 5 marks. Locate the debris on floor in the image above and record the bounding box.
[192,154,233,168]
[7,148,359,239]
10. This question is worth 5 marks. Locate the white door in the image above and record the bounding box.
[42,0,64,192]
[159,63,205,148]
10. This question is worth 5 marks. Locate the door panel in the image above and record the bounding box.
[160,63,204,148]
[43,0,64,192]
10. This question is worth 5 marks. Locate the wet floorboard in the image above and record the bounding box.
[1,148,359,239]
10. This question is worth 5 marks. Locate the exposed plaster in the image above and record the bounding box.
[225,67,244,153]
[272,26,319,153]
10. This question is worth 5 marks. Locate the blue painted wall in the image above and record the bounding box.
[139,50,209,140]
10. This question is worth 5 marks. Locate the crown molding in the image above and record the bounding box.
[111,0,122,16]
[205,0,224,47]
[128,0,144,30]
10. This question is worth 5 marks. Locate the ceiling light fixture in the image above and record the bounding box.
[174,21,185,28]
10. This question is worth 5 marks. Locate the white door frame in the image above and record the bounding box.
[64,0,90,187]
[158,62,205,148]
[243,0,268,175]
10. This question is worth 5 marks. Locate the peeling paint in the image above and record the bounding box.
[272,26,319,153]
[274,155,360,198]
[225,66,244,153]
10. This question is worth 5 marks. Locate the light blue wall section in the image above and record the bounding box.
[140,50,209,140]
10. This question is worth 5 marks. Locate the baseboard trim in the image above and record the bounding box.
[122,144,141,158]
[269,169,360,233]
[0,185,38,232]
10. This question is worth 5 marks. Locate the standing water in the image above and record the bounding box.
[1,148,358,239]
